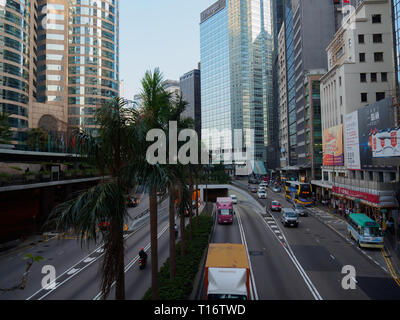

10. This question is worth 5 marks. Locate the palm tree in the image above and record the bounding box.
[49,97,140,300]
[139,68,171,300]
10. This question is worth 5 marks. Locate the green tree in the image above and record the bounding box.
[0,112,13,144]
[139,68,171,300]
[26,128,48,151]
[49,97,141,300]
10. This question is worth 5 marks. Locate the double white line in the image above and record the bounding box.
[92,222,171,300]
[255,205,323,300]
[236,209,259,300]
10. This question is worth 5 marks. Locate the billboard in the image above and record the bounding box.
[344,111,361,170]
[357,97,393,168]
[370,127,400,158]
[323,124,344,166]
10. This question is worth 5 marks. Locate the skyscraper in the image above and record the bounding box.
[200,0,273,168]
[1,0,120,144]
[0,0,37,143]
[180,69,201,137]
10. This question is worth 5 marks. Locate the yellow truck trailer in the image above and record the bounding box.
[205,243,250,300]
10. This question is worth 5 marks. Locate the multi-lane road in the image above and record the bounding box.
[1,182,400,300]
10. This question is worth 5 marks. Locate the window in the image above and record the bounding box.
[339,76,342,86]
[371,73,377,82]
[358,34,364,44]
[360,73,367,82]
[373,34,382,43]
[340,96,343,105]
[378,171,384,182]
[376,92,385,101]
[359,52,365,62]
[369,171,373,181]
[381,72,387,82]
[372,14,381,23]
[374,52,383,62]
[361,93,368,102]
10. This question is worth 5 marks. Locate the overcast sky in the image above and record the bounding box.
[119,0,216,100]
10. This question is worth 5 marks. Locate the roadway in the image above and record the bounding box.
[232,179,400,300]
[2,181,400,300]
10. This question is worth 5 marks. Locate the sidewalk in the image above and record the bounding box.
[0,233,51,258]
[313,202,400,277]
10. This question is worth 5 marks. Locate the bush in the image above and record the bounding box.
[142,214,213,300]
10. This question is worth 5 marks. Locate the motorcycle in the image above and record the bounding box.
[139,256,147,270]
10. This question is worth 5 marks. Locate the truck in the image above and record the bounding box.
[204,243,250,300]
[216,197,233,224]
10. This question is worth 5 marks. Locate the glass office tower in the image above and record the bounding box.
[0,0,37,142]
[393,0,400,124]
[284,0,297,166]
[67,0,119,132]
[200,0,273,163]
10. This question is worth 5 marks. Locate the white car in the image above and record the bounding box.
[230,195,238,204]
[257,191,267,199]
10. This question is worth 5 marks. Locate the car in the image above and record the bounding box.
[293,203,308,217]
[250,186,258,193]
[230,195,238,204]
[258,186,266,192]
[281,208,299,227]
[258,191,267,199]
[272,186,281,193]
[270,200,282,212]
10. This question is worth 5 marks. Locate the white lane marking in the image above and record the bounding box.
[93,222,172,300]
[67,268,80,275]
[236,209,259,301]
[278,236,284,240]
[83,257,96,263]
[330,255,335,260]
[27,200,169,301]
[274,230,281,234]
[229,184,324,299]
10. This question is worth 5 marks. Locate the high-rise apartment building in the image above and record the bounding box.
[200,0,273,168]
[392,0,400,124]
[1,0,120,143]
[316,0,399,218]
[180,69,201,137]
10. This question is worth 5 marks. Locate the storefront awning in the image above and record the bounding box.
[251,161,267,175]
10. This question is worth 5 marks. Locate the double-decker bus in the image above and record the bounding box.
[285,181,313,206]
[347,213,384,248]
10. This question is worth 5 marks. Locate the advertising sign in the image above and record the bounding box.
[344,111,361,170]
[201,0,226,23]
[323,124,344,166]
[370,127,400,158]
[332,186,379,204]
[357,97,393,168]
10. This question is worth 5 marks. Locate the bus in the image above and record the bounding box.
[347,213,384,248]
[216,197,233,224]
[285,181,313,206]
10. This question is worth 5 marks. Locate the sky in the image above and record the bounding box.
[119,0,216,100]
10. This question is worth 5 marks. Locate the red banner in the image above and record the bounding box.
[332,186,379,204]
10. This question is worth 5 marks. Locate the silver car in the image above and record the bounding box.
[293,204,307,217]
[281,208,299,227]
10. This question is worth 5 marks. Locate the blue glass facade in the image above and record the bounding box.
[394,0,400,90]
[200,0,273,162]
[0,0,32,141]
[200,2,232,156]
[285,0,297,166]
